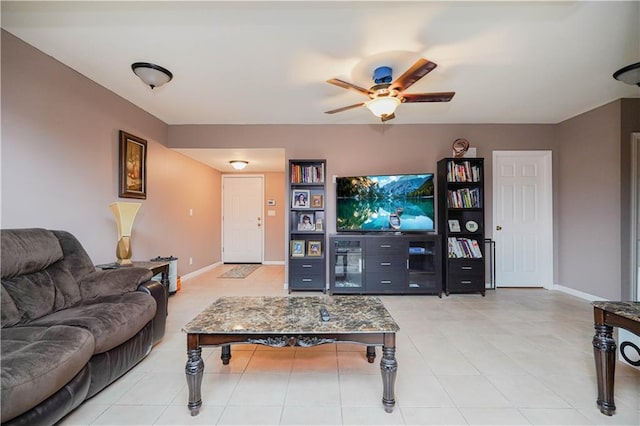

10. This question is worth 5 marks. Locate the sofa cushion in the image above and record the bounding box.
[28,292,156,354]
[1,325,95,422]
[1,285,20,328]
[1,261,81,325]
[1,228,63,279]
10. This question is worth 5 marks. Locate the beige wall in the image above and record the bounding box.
[1,31,220,275]
[556,102,622,299]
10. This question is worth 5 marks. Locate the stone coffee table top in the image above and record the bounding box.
[592,301,640,323]
[183,295,400,334]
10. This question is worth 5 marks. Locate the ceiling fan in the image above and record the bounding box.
[325,58,455,122]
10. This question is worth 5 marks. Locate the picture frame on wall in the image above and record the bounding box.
[307,241,322,257]
[291,240,305,257]
[292,190,310,208]
[119,130,147,199]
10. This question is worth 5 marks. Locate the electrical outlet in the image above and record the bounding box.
[189,257,193,265]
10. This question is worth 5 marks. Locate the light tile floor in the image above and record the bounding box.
[61,265,640,425]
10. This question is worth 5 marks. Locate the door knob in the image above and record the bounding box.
[496,226,502,231]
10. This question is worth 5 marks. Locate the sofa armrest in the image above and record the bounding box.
[79,267,153,300]
[137,280,167,344]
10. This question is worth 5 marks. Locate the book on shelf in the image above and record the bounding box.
[447,188,481,208]
[290,163,325,184]
[447,161,481,183]
[447,237,483,258]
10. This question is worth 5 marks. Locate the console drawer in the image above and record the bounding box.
[289,258,324,274]
[365,238,409,254]
[289,273,325,289]
[448,259,483,275]
[365,271,407,292]
[365,255,407,272]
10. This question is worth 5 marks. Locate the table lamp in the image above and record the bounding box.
[110,202,141,266]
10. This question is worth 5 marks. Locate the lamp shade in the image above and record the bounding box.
[366,97,401,117]
[131,62,173,89]
[110,202,141,237]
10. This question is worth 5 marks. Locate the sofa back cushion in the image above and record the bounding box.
[1,229,84,326]
[1,228,63,278]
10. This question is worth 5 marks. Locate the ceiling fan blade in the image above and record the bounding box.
[324,102,366,114]
[402,92,455,103]
[381,112,396,122]
[326,78,371,96]
[391,58,438,92]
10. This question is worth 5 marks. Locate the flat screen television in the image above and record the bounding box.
[336,173,435,232]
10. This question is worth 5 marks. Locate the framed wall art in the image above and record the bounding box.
[119,130,147,199]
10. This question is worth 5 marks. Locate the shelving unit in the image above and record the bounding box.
[329,234,441,296]
[437,158,486,296]
[287,159,326,292]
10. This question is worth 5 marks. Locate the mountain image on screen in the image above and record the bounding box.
[336,174,435,232]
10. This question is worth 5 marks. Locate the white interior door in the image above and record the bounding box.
[493,151,553,288]
[222,175,263,263]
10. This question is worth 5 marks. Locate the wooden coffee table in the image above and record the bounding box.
[183,296,400,415]
[592,301,640,415]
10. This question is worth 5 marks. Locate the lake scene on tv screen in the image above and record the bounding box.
[336,174,434,232]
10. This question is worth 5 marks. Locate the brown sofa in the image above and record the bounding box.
[1,228,167,426]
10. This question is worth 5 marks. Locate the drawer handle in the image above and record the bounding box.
[380,280,392,284]
[380,262,391,266]
[461,280,472,284]
[461,266,473,270]
[380,244,391,248]
[302,264,313,268]
[302,279,312,282]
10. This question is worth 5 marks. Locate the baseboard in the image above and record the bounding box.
[181,262,222,281]
[262,260,285,265]
[551,284,607,302]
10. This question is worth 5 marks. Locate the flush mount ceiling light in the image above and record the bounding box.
[613,62,640,86]
[131,62,173,89]
[229,160,248,170]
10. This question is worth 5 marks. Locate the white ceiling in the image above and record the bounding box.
[2,1,639,127]
[2,1,639,172]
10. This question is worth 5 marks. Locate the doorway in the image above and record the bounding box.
[492,151,553,288]
[222,175,264,263]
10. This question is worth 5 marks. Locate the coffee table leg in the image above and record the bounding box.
[366,346,376,363]
[221,344,232,365]
[380,334,398,413]
[593,323,617,415]
[185,346,204,416]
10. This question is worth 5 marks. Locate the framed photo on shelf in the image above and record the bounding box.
[290,240,305,257]
[311,194,323,208]
[297,213,315,231]
[315,217,323,231]
[291,190,310,208]
[118,130,147,199]
[307,241,322,257]
[448,219,461,233]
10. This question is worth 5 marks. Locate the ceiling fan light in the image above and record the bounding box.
[230,160,248,170]
[131,62,173,89]
[613,62,640,86]
[366,97,401,117]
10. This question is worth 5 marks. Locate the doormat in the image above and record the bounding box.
[218,264,261,278]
